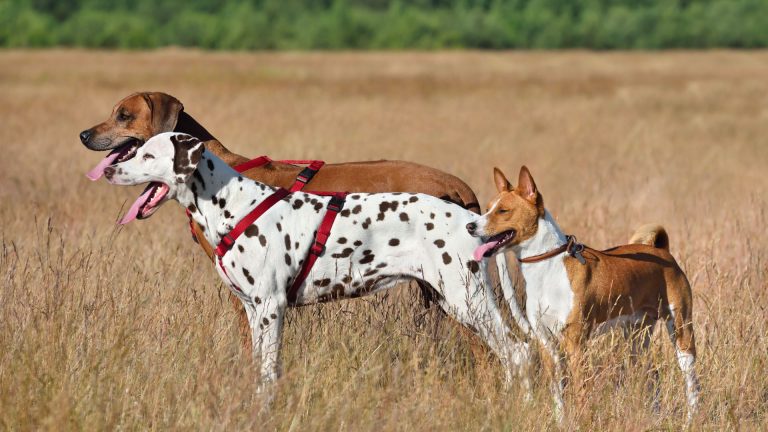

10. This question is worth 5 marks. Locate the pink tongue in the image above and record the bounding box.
[86,152,119,181]
[473,240,500,262]
[119,186,154,225]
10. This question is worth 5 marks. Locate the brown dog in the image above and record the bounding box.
[468,166,700,422]
[81,93,529,358]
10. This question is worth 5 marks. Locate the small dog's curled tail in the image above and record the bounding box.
[629,224,669,250]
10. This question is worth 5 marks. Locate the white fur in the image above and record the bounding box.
[471,202,700,422]
[107,132,531,396]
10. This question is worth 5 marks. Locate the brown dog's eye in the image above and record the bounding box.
[117,112,131,121]
[497,209,508,214]
[143,153,155,160]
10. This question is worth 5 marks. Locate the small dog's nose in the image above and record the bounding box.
[466,222,477,235]
[79,129,92,144]
[103,166,115,180]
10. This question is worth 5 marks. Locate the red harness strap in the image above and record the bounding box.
[212,189,347,303]
[185,156,325,241]
[198,156,344,303]
[213,188,290,292]
[286,192,347,304]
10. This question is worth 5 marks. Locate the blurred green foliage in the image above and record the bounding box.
[2,0,768,49]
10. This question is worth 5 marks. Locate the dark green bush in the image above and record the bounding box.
[3,0,768,49]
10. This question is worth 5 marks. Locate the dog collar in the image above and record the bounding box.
[518,235,586,264]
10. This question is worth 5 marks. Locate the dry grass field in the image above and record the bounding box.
[1,49,767,431]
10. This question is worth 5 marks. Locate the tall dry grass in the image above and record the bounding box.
[1,50,767,430]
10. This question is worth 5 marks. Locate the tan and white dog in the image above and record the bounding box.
[466,166,700,422]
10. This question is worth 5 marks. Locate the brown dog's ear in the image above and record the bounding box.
[146,93,184,134]
[170,134,204,184]
[493,167,511,193]
[517,166,538,203]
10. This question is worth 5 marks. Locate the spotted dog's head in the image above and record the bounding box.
[103,132,204,224]
[467,166,545,260]
[83,92,184,180]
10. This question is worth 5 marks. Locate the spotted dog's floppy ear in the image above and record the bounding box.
[144,92,184,134]
[170,134,204,184]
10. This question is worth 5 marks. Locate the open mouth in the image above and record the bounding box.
[119,182,169,225]
[473,230,516,261]
[86,138,142,181]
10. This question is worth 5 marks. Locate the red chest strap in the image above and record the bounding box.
[212,188,290,293]
[186,156,325,241]
[286,192,347,304]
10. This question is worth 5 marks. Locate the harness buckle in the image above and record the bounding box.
[310,240,326,256]
[220,233,236,251]
[327,195,346,213]
[296,167,316,185]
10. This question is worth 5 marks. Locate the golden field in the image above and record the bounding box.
[1,50,767,430]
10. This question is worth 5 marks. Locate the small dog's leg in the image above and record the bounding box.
[665,307,700,424]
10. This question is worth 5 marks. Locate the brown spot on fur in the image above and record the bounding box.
[467,260,479,273]
[389,238,400,246]
[242,268,255,285]
[332,248,354,259]
[442,252,452,265]
[434,239,445,248]
[245,225,259,237]
[399,213,409,222]
[359,250,375,264]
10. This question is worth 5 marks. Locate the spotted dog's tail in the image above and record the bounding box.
[629,224,669,251]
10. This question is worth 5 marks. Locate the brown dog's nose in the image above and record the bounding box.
[466,222,477,235]
[79,129,93,144]
[103,166,115,180]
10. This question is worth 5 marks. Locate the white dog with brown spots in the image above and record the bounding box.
[102,132,532,398]
[467,166,700,423]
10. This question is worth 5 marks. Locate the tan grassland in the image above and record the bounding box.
[1,50,767,430]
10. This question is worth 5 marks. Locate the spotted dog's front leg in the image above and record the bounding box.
[248,293,287,392]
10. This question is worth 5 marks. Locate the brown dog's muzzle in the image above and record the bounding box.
[79,129,93,145]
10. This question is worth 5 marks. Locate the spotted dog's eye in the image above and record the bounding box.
[143,153,155,161]
[117,112,131,122]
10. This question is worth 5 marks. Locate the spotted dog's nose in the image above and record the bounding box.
[79,129,93,144]
[466,222,477,235]
[103,166,115,180]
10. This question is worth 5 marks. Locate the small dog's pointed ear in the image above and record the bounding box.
[493,167,511,193]
[146,92,184,134]
[517,165,538,203]
[171,134,204,184]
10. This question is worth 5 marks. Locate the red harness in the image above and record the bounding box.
[188,157,347,305]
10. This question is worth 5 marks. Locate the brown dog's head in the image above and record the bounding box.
[79,92,183,151]
[467,166,545,260]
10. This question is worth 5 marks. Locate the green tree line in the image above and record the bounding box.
[2,0,768,50]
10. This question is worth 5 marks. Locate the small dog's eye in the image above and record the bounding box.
[497,209,508,214]
[117,112,130,121]
[143,153,155,160]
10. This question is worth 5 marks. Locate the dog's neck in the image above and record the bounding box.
[175,111,216,142]
[175,151,275,247]
[512,210,567,259]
